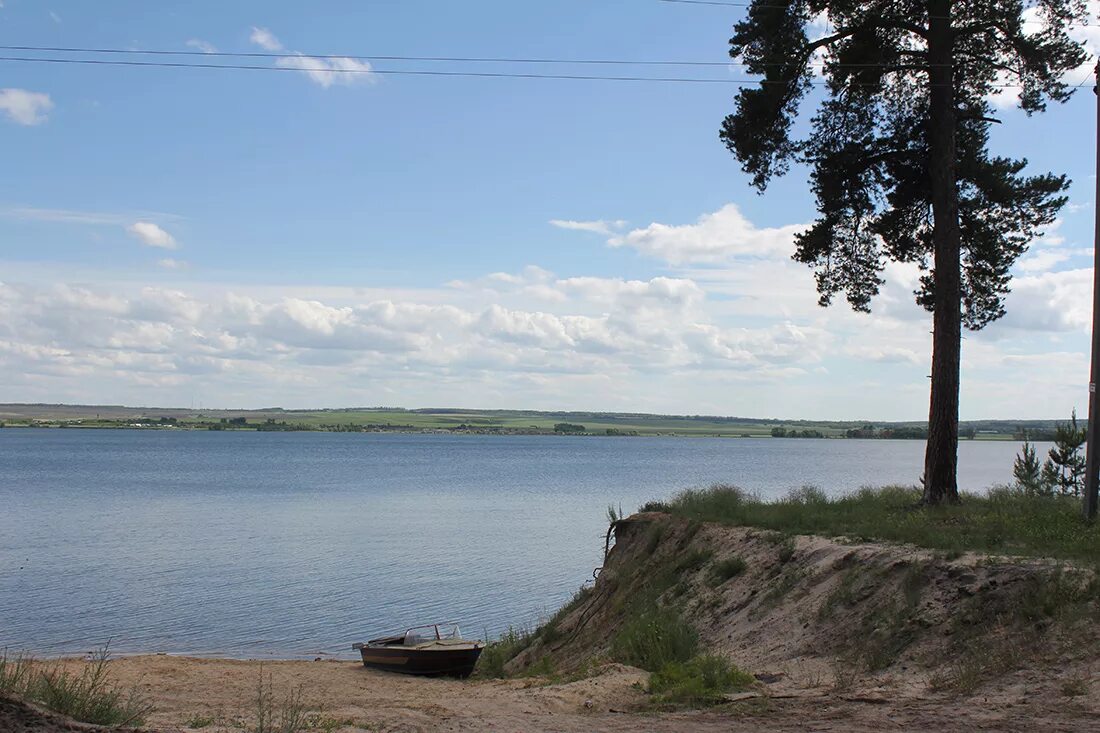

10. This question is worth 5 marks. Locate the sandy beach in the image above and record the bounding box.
[2,653,1081,733]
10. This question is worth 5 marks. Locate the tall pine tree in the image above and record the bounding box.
[720,1,1087,503]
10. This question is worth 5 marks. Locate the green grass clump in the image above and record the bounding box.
[653,484,1100,562]
[185,713,217,728]
[610,607,698,672]
[0,652,32,695]
[477,626,537,678]
[0,647,152,727]
[709,556,748,586]
[648,655,755,706]
[477,585,598,678]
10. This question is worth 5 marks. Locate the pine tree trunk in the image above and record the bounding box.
[922,0,962,505]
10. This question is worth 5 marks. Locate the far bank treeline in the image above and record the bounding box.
[0,405,1073,441]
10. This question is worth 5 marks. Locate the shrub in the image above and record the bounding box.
[648,655,755,706]
[709,556,748,586]
[476,627,535,678]
[777,538,796,564]
[610,607,698,672]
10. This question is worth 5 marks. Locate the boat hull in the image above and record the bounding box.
[356,645,483,678]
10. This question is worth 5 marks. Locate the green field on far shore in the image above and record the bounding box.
[0,403,1064,440]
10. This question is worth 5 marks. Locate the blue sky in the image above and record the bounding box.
[0,0,1098,419]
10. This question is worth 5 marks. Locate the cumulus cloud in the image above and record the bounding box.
[249,26,283,51]
[0,271,840,408]
[157,258,189,270]
[275,54,376,88]
[0,88,54,126]
[846,344,924,365]
[1000,268,1092,332]
[607,204,807,264]
[127,222,177,250]
[1015,249,1071,274]
[249,26,376,87]
[186,39,218,54]
[549,219,627,235]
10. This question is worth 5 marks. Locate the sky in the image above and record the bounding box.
[0,0,1098,420]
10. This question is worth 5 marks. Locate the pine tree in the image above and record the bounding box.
[1042,410,1087,497]
[719,1,1088,504]
[1012,438,1045,495]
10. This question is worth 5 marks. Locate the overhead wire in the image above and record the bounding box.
[0,52,1093,87]
[0,43,953,69]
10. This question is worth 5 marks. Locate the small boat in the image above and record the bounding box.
[352,622,483,678]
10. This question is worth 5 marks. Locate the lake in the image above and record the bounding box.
[0,429,1037,659]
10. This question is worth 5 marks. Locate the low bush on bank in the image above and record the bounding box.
[648,655,755,706]
[610,607,698,672]
[477,626,536,678]
[0,647,152,727]
[643,484,1100,562]
[708,556,748,586]
[610,607,755,707]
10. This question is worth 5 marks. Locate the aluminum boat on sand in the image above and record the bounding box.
[352,623,483,678]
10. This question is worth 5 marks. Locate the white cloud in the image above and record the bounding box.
[0,88,54,126]
[1016,249,1071,274]
[1000,268,1092,332]
[275,54,376,88]
[0,270,838,408]
[846,344,924,365]
[1031,218,1066,248]
[549,219,627,235]
[249,26,283,51]
[127,222,178,250]
[248,27,376,87]
[186,39,218,54]
[157,258,189,270]
[607,204,807,264]
[0,255,1092,419]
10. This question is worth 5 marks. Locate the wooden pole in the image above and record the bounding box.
[1083,59,1100,521]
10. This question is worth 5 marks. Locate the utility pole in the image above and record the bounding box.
[1084,59,1100,521]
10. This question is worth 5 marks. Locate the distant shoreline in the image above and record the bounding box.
[0,403,1059,441]
[0,422,1027,441]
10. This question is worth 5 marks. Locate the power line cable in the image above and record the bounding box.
[0,55,745,82]
[0,53,1092,87]
[0,44,1055,70]
[0,44,741,67]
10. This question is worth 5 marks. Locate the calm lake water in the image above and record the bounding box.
[0,429,1039,659]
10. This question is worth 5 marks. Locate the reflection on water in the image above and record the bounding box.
[0,430,1037,658]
